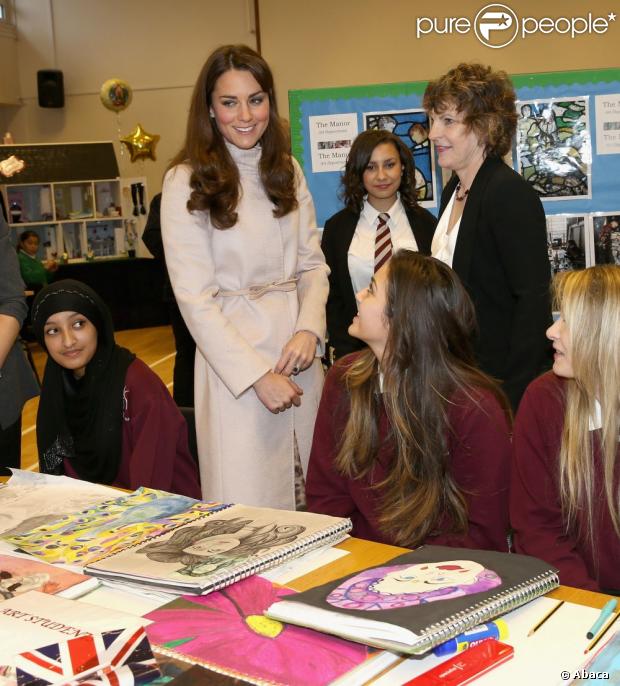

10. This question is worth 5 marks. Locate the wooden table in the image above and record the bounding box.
[0,479,611,611]
[0,479,612,611]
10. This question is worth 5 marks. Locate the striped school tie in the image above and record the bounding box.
[374,212,392,272]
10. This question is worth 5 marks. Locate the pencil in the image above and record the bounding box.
[584,611,620,654]
[527,600,565,636]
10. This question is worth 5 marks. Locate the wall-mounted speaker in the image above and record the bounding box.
[37,69,64,108]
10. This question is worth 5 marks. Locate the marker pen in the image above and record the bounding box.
[432,619,508,656]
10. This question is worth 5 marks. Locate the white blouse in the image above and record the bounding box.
[431,189,461,268]
[348,195,419,295]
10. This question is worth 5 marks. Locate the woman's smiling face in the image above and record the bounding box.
[428,105,485,176]
[43,311,98,379]
[210,69,270,150]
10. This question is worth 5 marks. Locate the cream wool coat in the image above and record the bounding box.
[161,144,329,509]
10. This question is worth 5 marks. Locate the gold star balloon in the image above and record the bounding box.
[120,123,160,162]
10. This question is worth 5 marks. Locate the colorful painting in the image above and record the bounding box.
[364,109,436,206]
[0,480,116,537]
[516,97,591,200]
[145,576,370,686]
[4,488,226,565]
[592,213,620,266]
[326,560,502,611]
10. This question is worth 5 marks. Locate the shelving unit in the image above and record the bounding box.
[4,176,148,262]
[0,141,149,263]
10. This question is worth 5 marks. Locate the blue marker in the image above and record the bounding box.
[586,599,617,639]
[432,620,508,656]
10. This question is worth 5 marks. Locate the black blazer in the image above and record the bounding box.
[438,156,552,410]
[321,203,436,360]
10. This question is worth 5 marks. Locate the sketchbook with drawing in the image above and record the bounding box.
[265,545,559,655]
[83,504,352,595]
[2,487,224,566]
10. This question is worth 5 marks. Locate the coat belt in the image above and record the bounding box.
[217,278,298,300]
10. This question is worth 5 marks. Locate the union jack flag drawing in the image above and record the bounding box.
[15,626,160,686]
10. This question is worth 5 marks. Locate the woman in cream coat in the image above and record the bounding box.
[162,45,328,510]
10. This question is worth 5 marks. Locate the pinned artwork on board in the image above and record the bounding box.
[100,78,133,112]
[516,97,592,200]
[592,212,620,266]
[545,214,592,274]
[120,124,160,162]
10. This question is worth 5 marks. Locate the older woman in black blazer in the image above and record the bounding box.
[424,63,551,410]
[0,212,39,473]
[322,129,436,361]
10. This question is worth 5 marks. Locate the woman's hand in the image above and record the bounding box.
[253,371,303,414]
[274,331,318,377]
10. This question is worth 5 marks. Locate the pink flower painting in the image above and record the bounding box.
[145,576,370,686]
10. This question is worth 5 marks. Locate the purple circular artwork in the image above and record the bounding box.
[326,560,502,611]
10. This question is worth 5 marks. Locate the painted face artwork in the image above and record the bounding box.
[210,68,270,150]
[326,560,502,611]
[428,105,485,176]
[372,561,485,594]
[362,142,403,211]
[546,316,574,378]
[349,262,390,357]
[43,311,98,379]
[183,535,241,557]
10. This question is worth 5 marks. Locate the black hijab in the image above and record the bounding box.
[32,280,135,483]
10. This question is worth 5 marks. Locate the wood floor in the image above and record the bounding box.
[20,325,176,471]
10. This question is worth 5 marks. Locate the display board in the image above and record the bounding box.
[0,142,119,183]
[289,68,620,231]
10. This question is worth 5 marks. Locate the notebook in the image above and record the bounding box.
[2,487,225,566]
[84,504,352,595]
[266,545,559,655]
[144,575,376,686]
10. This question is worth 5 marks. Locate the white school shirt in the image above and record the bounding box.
[348,195,419,295]
[431,189,461,268]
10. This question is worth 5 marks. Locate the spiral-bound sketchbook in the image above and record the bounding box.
[84,505,352,595]
[266,545,559,655]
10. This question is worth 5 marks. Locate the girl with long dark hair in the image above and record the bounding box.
[306,250,511,550]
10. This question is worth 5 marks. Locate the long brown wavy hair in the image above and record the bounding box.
[340,129,420,214]
[169,44,296,229]
[335,251,511,547]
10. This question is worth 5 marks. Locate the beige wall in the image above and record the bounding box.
[4,0,257,195]
[260,0,619,115]
[1,0,618,194]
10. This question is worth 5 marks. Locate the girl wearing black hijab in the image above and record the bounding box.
[32,279,201,498]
